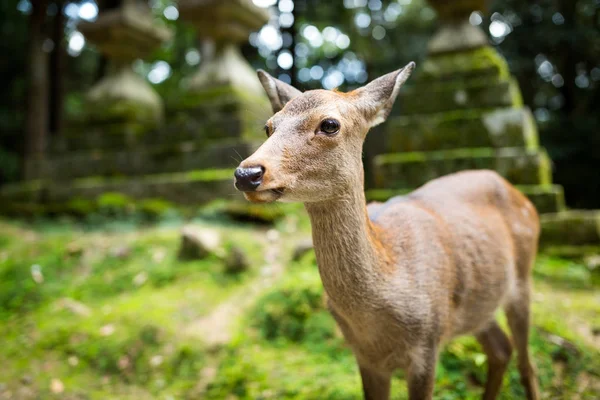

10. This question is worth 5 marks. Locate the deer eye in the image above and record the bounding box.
[319,119,340,135]
[264,125,270,137]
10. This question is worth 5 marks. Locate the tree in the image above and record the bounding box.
[24,0,50,178]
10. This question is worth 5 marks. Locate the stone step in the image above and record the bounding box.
[366,184,566,214]
[399,78,522,116]
[415,46,510,83]
[373,147,552,189]
[0,168,238,210]
[51,90,268,154]
[26,140,259,181]
[384,107,539,153]
[540,210,600,247]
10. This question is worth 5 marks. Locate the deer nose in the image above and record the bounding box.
[234,166,265,192]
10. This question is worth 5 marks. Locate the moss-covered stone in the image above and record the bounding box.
[366,184,565,214]
[44,168,236,205]
[167,85,271,141]
[399,78,522,116]
[520,185,566,214]
[26,140,260,181]
[373,147,551,189]
[416,46,510,82]
[540,211,600,247]
[0,168,238,214]
[0,180,45,202]
[221,201,286,224]
[85,98,160,129]
[385,107,539,153]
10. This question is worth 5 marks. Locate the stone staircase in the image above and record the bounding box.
[0,86,267,214]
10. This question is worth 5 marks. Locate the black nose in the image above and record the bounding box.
[234,166,264,192]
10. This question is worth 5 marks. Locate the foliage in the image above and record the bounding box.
[206,250,600,400]
[251,258,336,343]
[0,217,599,398]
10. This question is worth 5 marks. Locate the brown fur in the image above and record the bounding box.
[238,65,540,400]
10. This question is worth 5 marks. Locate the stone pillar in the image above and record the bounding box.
[175,0,272,141]
[369,0,566,216]
[78,0,172,131]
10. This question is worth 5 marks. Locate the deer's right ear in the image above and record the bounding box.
[257,70,302,113]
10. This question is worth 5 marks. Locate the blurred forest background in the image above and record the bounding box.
[0,0,599,207]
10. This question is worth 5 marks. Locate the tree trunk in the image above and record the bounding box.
[49,0,65,136]
[23,0,49,179]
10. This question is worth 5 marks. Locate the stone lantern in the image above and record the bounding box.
[175,0,272,141]
[427,0,489,54]
[78,0,172,129]
[179,0,270,96]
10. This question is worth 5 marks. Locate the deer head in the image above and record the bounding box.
[234,62,415,203]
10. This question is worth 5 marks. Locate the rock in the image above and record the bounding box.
[584,254,600,270]
[266,229,279,242]
[55,298,91,317]
[30,264,43,284]
[110,245,131,259]
[178,226,221,260]
[224,245,250,273]
[132,272,148,287]
[66,241,84,257]
[292,238,313,261]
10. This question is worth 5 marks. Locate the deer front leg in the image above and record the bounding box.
[359,365,391,400]
[406,346,438,400]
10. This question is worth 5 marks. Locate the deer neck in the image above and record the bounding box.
[304,186,388,308]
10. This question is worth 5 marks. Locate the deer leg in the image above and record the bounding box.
[475,321,513,400]
[359,365,391,400]
[505,282,540,400]
[406,346,438,400]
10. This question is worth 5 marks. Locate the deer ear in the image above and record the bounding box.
[257,70,302,113]
[354,62,415,128]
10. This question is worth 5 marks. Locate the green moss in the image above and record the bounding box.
[182,168,235,182]
[366,184,565,214]
[542,245,600,260]
[387,108,522,152]
[400,78,522,115]
[387,107,540,153]
[251,268,332,343]
[0,180,44,201]
[221,201,286,225]
[85,98,159,132]
[417,46,510,82]
[66,197,96,216]
[67,168,234,190]
[139,198,174,218]
[168,85,271,141]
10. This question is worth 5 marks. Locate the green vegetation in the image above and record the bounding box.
[0,216,598,399]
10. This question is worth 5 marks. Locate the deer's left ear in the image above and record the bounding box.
[354,62,415,128]
[257,69,302,113]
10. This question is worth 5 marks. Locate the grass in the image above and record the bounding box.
[0,215,598,399]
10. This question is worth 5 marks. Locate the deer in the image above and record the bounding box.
[233,62,540,400]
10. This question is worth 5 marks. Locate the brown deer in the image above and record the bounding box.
[234,62,540,400]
